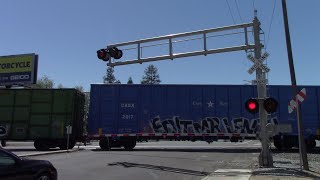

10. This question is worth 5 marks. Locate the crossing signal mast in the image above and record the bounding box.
[97,12,275,167]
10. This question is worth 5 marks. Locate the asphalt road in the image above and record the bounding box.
[3,140,263,155]
[4,140,261,180]
[3,140,320,180]
[2,141,62,156]
[30,147,259,180]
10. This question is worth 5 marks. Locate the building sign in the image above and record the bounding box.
[0,53,38,86]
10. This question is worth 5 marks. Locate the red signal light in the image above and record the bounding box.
[248,102,257,110]
[245,98,259,114]
[97,49,110,61]
[98,51,106,59]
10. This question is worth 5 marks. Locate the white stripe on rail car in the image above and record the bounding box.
[102,133,257,137]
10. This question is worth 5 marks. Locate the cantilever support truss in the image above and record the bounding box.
[106,22,255,67]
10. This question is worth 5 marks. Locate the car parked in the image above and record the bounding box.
[0,148,57,180]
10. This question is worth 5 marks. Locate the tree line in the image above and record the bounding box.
[103,64,161,85]
[33,64,161,89]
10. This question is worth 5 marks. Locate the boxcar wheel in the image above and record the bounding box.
[99,139,110,150]
[1,140,6,147]
[306,139,316,151]
[273,136,293,151]
[273,139,283,150]
[283,142,293,150]
[34,140,49,151]
[123,140,136,151]
[68,141,76,149]
[59,140,76,150]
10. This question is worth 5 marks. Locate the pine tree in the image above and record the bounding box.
[127,77,133,84]
[141,65,161,84]
[103,67,117,84]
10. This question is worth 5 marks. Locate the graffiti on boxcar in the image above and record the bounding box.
[150,116,278,134]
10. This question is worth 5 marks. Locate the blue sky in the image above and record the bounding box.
[1,1,319,91]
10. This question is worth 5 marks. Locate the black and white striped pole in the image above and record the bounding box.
[282,0,309,170]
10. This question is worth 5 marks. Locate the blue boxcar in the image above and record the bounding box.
[88,84,320,150]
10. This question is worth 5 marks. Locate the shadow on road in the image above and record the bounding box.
[108,162,211,176]
[251,167,320,179]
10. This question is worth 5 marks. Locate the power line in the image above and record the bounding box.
[226,0,243,45]
[264,0,277,88]
[234,0,243,23]
[226,0,236,24]
[265,0,277,50]
[252,0,255,10]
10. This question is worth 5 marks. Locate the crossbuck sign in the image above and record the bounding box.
[247,52,270,74]
[288,88,306,113]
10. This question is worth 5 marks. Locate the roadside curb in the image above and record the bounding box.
[250,167,320,179]
[18,148,84,157]
[301,170,320,178]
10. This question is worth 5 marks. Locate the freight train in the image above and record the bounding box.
[88,84,320,151]
[0,84,319,151]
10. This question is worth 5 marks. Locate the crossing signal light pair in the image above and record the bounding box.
[97,47,123,61]
[245,97,278,114]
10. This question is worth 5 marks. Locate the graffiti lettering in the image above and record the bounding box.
[150,116,278,134]
[151,117,165,133]
[222,118,232,133]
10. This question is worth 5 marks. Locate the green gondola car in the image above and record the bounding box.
[0,88,85,150]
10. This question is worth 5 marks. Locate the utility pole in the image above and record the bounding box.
[253,11,273,167]
[281,0,309,170]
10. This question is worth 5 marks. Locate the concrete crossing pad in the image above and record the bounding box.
[202,169,252,180]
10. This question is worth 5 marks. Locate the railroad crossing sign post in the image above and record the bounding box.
[248,53,270,86]
[252,16,273,167]
[98,12,273,167]
[247,53,270,75]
